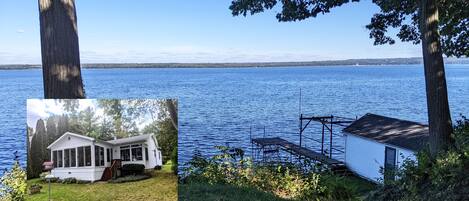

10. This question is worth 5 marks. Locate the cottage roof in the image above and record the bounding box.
[106,134,153,145]
[47,132,96,149]
[343,113,429,151]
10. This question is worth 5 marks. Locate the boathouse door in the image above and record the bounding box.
[384,146,396,181]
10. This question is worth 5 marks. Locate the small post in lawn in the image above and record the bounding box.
[45,174,55,201]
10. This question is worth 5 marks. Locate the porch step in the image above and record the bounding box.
[101,167,112,181]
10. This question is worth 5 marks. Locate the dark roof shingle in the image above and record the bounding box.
[343,113,428,151]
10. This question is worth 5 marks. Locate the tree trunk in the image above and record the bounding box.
[166,100,178,131]
[420,0,452,157]
[38,0,85,98]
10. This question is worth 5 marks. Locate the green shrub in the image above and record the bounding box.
[61,177,77,184]
[39,172,59,183]
[182,146,357,200]
[0,159,27,201]
[121,164,145,176]
[367,116,469,201]
[171,146,178,174]
[108,175,150,183]
[75,180,91,184]
[28,184,42,195]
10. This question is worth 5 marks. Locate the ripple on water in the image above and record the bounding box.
[0,65,468,174]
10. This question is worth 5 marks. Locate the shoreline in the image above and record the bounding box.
[1,58,468,70]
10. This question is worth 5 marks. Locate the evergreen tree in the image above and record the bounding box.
[57,114,70,136]
[26,127,34,179]
[29,119,46,178]
[45,116,57,160]
[79,107,98,136]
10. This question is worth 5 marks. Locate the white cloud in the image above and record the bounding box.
[16,29,25,34]
[27,99,63,128]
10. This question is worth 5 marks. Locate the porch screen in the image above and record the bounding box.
[52,150,57,167]
[70,148,76,167]
[145,148,149,161]
[85,146,91,166]
[100,147,105,166]
[57,150,63,167]
[131,144,143,161]
[121,146,130,161]
[95,146,105,166]
[106,148,111,162]
[77,147,84,167]
[64,149,70,167]
[77,146,91,167]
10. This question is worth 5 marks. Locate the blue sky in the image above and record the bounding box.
[0,0,421,64]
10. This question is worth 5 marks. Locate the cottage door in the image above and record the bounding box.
[384,146,397,181]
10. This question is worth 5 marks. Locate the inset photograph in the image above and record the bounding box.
[26,99,177,201]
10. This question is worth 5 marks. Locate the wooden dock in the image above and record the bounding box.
[251,137,343,166]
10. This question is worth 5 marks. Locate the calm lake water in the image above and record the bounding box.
[0,65,468,172]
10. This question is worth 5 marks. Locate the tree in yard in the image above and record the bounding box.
[98,99,127,138]
[38,0,85,98]
[125,99,178,131]
[29,120,46,178]
[45,116,58,160]
[143,118,177,163]
[166,100,178,131]
[229,0,468,157]
[78,107,98,137]
[57,114,70,137]
[26,127,34,180]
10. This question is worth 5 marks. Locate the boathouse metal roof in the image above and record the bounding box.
[343,113,429,151]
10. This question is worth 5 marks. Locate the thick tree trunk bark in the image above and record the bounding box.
[420,0,452,157]
[166,100,178,131]
[38,0,85,98]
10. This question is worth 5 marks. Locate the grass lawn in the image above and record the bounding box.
[27,161,177,201]
[179,183,289,201]
[179,175,376,201]
[340,175,376,198]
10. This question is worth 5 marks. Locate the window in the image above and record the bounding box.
[384,147,397,181]
[131,145,142,161]
[77,147,84,167]
[106,148,111,162]
[63,148,76,168]
[77,146,91,167]
[85,146,91,166]
[64,149,70,167]
[145,148,149,161]
[121,149,130,161]
[57,150,63,167]
[95,146,105,167]
[100,147,105,166]
[52,151,57,168]
[70,148,76,167]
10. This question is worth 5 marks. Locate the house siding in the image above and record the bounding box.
[51,167,96,181]
[48,133,163,181]
[345,134,416,182]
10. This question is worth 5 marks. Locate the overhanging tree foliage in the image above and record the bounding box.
[230,0,468,157]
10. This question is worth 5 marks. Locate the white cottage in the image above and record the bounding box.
[343,113,428,182]
[47,132,163,182]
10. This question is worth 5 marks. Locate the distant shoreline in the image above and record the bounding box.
[1,57,468,70]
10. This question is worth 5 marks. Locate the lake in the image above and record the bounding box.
[0,64,468,172]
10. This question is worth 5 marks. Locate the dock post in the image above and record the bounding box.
[321,123,325,155]
[330,115,333,158]
[250,126,253,161]
[299,114,303,147]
